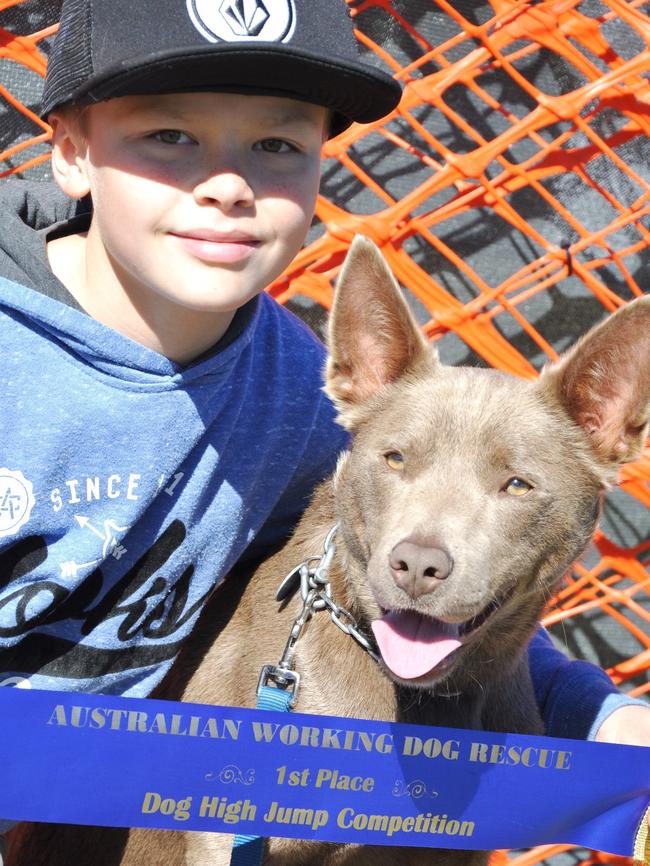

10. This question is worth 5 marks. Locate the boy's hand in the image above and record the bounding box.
[595,703,650,746]
[595,704,650,828]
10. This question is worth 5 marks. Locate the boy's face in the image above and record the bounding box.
[49,91,327,361]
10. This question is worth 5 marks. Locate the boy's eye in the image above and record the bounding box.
[151,130,195,146]
[254,138,296,154]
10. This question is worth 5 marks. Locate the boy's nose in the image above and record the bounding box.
[193,171,255,210]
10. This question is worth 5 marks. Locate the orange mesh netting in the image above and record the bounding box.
[1,1,649,864]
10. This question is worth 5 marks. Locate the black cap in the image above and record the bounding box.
[41,0,403,137]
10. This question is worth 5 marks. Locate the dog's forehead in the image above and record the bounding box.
[367,365,565,458]
[395,365,539,422]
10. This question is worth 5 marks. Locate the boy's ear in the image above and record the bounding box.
[325,236,436,427]
[539,296,650,467]
[48,112,92,200]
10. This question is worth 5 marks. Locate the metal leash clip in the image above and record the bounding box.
[256,664,301,707]
[257,588,318,707]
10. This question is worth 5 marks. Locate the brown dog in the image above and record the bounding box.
[8,238,650,865]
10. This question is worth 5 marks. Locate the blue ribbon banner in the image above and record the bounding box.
[0,688,648,857]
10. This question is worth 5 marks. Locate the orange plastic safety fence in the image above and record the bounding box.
[1,2,649,866]
[0,0,53,177]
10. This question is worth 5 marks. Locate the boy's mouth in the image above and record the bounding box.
[168,230,261,264]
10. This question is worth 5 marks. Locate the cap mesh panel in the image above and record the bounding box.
[40,0,93,116]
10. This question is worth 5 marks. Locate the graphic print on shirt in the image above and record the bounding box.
[0,469,35,538]
[59,516,130,580]
[50,472,187,579]
[0,469,214,691]
[51,472,150,578]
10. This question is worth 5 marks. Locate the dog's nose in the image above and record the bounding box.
[389,541,453,598]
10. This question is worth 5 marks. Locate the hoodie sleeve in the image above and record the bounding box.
[528,627,647,740]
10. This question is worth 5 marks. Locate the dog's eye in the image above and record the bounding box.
[384,451,405,471]
[503,477,532,496]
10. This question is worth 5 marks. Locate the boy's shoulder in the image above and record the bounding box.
[253,291,328,372]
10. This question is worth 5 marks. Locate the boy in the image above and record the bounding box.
[0,0,647,844]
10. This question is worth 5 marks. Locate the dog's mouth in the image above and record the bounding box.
[371,592,509,681]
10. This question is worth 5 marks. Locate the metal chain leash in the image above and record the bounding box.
[257,523,378,707]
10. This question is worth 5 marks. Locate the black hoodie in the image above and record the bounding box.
[0,179,89,308]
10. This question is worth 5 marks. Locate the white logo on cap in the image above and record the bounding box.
[187,0,296,43]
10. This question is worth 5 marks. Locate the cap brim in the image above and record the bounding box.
[48,44,402,137]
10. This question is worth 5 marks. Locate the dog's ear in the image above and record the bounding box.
[539,296,650,467]
[325,236,435,426]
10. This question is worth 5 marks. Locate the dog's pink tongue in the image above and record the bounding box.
[371,611,461,679]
